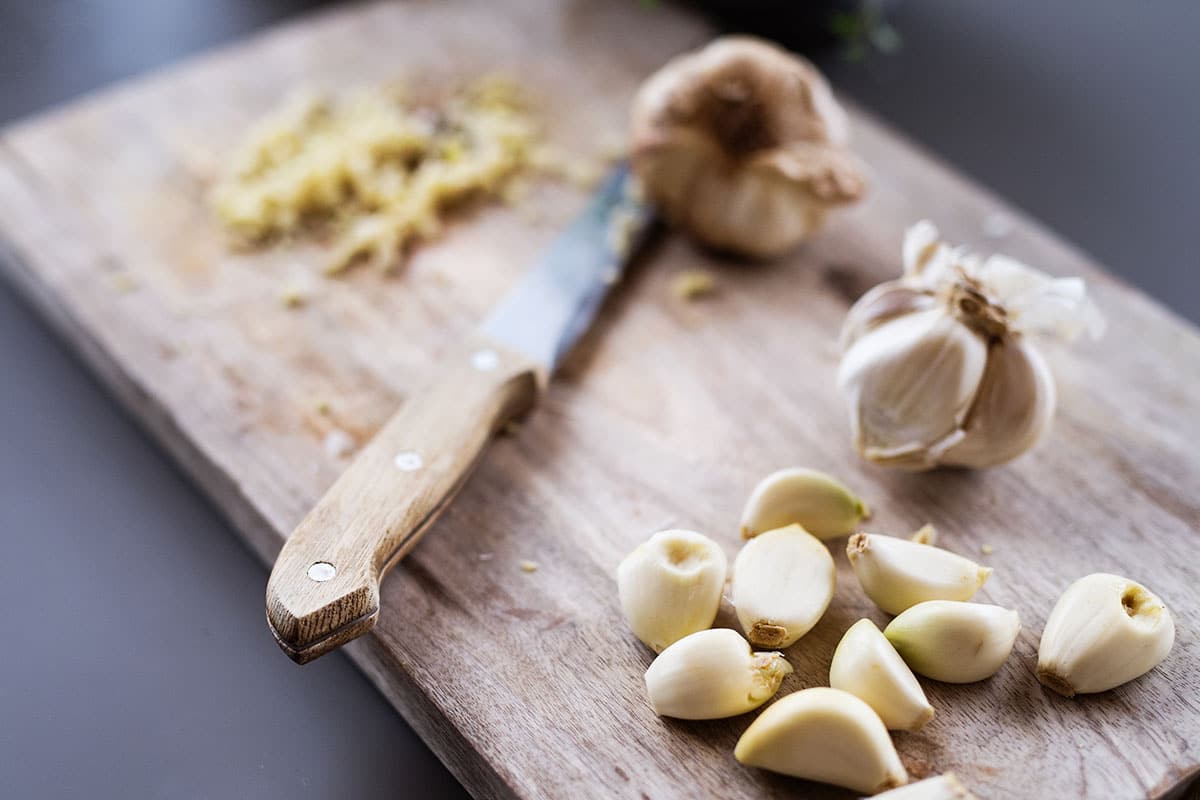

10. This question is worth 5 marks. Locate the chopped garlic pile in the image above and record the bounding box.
[213,77,543,274]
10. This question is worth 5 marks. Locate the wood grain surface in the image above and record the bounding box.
[0,1,1197,798]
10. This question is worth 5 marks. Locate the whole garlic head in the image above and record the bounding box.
[838,221,1105,470]
[630,36,866,259]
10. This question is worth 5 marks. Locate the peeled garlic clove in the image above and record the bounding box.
[617,529,727,652]
[1036,573,1174,697]
[846,533,991,616]
[630,36,865,259]
[731,524,836,648]
[734,687,907,793]
[871,773,977,800]
[885,601,1020,683]
[830,619,934,731]
[739,467,869,540]
[644,628,791,720]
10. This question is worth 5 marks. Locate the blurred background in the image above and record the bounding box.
[1,1,1196,798]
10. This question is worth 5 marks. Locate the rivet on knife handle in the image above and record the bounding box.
[265,337,541,664]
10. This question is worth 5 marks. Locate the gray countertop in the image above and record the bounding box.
[1,2,1195,798]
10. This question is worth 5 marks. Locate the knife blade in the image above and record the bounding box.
[266,166,654,663]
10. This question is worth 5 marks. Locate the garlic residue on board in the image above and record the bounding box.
[838,221,1105,470]
[630,36,866,259]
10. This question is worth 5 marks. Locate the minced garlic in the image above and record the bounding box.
[214,77,544,274]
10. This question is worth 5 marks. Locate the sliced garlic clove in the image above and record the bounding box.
[937,336,1056,469]
[644,628,791,720]
[846,533,991,616]
[734,687,907,793]
[885,601,1020,683]
[871,773,977,800]
[731,524,836,648]
[617,529,727,652]
[838,308,989,470]
[1036,573,1174,697]
[739,467,869,540]
[830,619,934,731]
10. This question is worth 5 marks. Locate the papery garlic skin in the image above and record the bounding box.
[617,530,727,652]
[871,773,977,800]
[838,221,1102,470]
[643,628,791,719]
[731,524,836,648]
[885,601,1020,683]
[739,467,869,540]
[847,533,991,616]
[630,36,865,259]
[734,687,907,793]
[1037,573,1174,697]
[830,619,934,731]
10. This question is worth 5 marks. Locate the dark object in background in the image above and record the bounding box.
[688,0,900,57]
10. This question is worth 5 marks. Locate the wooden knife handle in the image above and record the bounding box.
[265,336,542,664]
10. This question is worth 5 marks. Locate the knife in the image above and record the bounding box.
[266,166,654,664]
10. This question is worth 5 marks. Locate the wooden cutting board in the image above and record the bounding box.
[1,1,1197,797]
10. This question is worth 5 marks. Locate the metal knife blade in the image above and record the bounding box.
[480,164,654,371]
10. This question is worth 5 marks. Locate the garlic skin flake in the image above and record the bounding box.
[734,687,907,793]
[617,529,727,652]
[731,524,836,648]
[872,773,977,800]
[838,221,1104,470]
[1036,573,1174,697]
[830,619,934,731]
[739,467,869,540]
[847,533,991,616]
[630,36,865,259]
[644,628,791,720]
[885,601,1020,683]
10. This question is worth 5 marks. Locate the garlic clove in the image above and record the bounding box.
[884,601,1020,683]
[840,280,936,352]
[830,619,934,731]
[734,687,907,793]
[936,336,1056,469]
[644,628,791,720]
[617,529,727,652]
[838,308,988,470]
[739,467,869,540]
[846,533,991,616]
[731,524,836,648]
[870,773,977,800]
[630,36,865,259]
[1036,573,1174,697]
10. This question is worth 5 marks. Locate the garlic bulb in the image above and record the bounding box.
[838,221,1104,470]
[731,524,836,648]
[829,619,934,731]
[630,36,866,259]
[884,601,1021,683]
[739,467,869,540]
[734,687,907,793]
[643,628,791,719]
[846,532,991,616]
[1036,573,1174,697]
[617,529,727,652]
